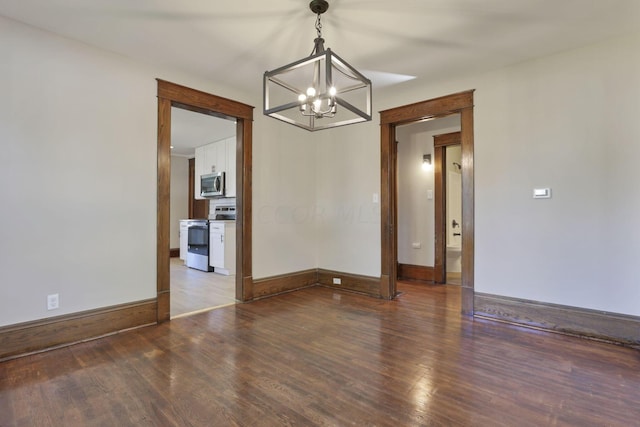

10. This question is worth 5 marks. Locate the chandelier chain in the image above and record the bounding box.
[315,13,322,39]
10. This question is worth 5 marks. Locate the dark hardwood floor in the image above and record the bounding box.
[1,282,639,426]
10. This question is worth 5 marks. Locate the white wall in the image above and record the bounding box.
[471,33,640,316]
[324,32,640,316]
[170,156,189,249]
[0,15,321,327]
[0,16,157,326]
[251,116,319,278]
[315,123,381,277]
[3,12,638,327]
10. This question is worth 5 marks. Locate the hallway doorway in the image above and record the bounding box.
[395,116,460,285]
[379,90,475,314]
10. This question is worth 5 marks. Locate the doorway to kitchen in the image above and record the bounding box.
[169,108,237,318]
[156,80,254,323]
[379,90,474,314]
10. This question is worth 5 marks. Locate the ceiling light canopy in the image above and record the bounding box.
[263,0,372,131]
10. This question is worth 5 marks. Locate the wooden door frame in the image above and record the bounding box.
[380,90,474,314]
[156,80,254,322]
[433,132,461,284]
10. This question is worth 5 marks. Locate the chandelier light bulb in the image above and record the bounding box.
[313,98,322,111]
[329,86,337,96]
[306,87,317,97]
[298,94,307,102]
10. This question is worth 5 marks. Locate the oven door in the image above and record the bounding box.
[187,225,209,256]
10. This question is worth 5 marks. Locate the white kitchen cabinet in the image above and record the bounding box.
[204,141,224,175]
[213,139,226,174]
[209,221,236,275]
[225,136,236,198]
[194,145,206,200]
[194,137,235,199]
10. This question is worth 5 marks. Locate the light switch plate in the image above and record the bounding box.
[533,188,551,199]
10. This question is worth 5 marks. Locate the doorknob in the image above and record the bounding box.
[452,219,459,228]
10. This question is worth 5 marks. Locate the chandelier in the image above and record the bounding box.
[263,0,372,131]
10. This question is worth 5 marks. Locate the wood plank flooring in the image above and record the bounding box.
[170,257,236,318]
[1,282,639,426]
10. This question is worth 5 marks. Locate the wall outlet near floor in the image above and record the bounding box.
[332,278,342,285]
[47,294,59,310]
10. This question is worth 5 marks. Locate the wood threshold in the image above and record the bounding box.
[0,299,157,361]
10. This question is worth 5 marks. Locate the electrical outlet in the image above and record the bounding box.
[47,294,59,310]
[332,277,341,285]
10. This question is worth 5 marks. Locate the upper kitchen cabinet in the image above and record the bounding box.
[225,136,236,198]
[194,137,236,199]
[194,145,205,200]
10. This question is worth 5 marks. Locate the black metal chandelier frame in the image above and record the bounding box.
[263,0,372,131]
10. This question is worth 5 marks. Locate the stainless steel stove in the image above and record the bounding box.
[185,219,213,272]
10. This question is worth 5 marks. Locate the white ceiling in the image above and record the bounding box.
[170,107,235,157]
[2,0,640,150]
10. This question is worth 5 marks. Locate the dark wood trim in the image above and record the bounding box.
[380,90,474,313]
[188,157,208,220]
[475,293,640,348]
[398,263,434,283]
[157,96,171,323]
[0,300,157,361]
[188,157,195,218]
[237,119,254,301]
[252,266,391,304]
[157,80,253,121]
[433,131,462,147]
[169,248,180,258]
[433,145,446,283]
[433,132,461,284]
[380,126,396,300]
[380,91,474,125]
[252,270,318,299]
[157,79,255,322]
[459,108,474,315]
[317,269,382,297]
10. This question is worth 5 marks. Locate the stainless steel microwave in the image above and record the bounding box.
[201,172,225,197]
